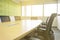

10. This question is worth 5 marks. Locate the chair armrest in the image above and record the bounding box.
[41,22,46,25]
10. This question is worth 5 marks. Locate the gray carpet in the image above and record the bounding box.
[21,28,60,40]
[53,28,60,40]
[29,28,60,40]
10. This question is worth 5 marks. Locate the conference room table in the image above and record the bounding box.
[0,20,42,40]
[15,20,42,40]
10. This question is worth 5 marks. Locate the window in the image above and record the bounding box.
[32,5,43,16]
[58,3,60,14]
[26,5,32,16]
[22,5,43,17]
[22,6,25,16]
[44,4,57,16]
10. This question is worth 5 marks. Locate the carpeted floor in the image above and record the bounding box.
[53,28,60,40]
[21,27,60,40]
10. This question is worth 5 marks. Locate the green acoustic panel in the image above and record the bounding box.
[0,0,21,16]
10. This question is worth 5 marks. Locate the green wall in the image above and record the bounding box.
[0,0,21,16]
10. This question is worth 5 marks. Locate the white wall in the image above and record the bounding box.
[57,16,60,30]
[57,1,60,30]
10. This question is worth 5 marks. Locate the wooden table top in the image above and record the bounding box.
[0,20,42,40]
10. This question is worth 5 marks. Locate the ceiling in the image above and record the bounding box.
[12,0,57,5]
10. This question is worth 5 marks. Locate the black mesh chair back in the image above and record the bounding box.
[0,16,10,22]
[46,13,57,32]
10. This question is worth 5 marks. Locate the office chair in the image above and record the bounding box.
[37,13,57,40]
[0,16,10,22]
[41,17,49,25]
[20,13,57,40]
